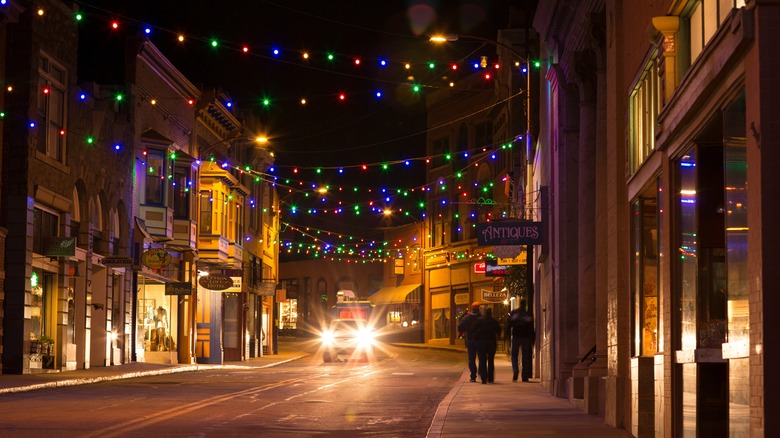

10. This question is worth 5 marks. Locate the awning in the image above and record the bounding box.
[369,284,421,305]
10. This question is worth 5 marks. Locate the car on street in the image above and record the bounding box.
[320,319,376,362]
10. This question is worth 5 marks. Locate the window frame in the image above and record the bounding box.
[36,53,67,163]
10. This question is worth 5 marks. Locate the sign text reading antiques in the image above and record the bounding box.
[477,221,543,246]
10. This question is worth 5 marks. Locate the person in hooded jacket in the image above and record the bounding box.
[506,300,535,382]
[473,307,502,384]
[457,302,481,382]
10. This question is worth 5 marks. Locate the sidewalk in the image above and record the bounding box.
[395,343,631,438]
[421,352,631,437]
[0,341,631,437]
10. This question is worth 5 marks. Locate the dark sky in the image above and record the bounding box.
[74,0,519,256]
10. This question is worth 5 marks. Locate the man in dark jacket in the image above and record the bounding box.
[474,307,502,384]
[506,300,535,382]
[457,302,481,382]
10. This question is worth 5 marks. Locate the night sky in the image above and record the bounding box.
[73,0,518,257]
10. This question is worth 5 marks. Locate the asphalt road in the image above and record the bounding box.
[0,342,465,437]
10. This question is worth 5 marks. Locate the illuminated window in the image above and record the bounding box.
[686,0,746,64]
[629,58,660,174]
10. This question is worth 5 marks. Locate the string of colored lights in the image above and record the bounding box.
[3,1,541,262]
[33,2,533,107]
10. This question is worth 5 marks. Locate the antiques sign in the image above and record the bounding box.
[477,221,543,246]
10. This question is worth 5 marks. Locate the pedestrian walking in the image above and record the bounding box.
[457,302,481,382]
[506,300,535,382]
[474,307,502,384]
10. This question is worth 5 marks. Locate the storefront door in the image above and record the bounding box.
[222,292,243,361]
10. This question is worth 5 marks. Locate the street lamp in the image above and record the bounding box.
[197,135,270,163]
[430,34,532,219]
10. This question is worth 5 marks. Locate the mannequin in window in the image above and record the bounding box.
[155,306,169,351]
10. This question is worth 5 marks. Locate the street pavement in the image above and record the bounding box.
[0,340,631,437]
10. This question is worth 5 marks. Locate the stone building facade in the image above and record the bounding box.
[532,0,777,436]
[2,0,134,373]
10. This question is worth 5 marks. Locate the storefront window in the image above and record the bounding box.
[135,280,177,362]
[279,299,297,330]
[431,291,450,339]
[676,139,731,435]
[678,151,698,352]
[30,270,48,340]
[631,187,659,357]
[724,95,749,436]
[677,150,698,437]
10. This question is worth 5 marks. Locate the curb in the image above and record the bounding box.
[426,369,469,438]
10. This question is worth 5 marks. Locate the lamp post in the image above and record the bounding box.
[430,34,532,219]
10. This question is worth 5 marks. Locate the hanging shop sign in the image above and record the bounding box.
[256,282,278,296]
[485,260,509,277]
[481,289,509,302]
[42,237,76,257]
[100,256,134,267]
[165,282,192,295]
[474,262,487,274]
[496,251,528,266]
[141,249,172,269]
[477,221,543,246]
[198,274,234,291]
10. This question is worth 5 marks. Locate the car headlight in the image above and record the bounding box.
[356,328,375,346]
[321,331,335,345]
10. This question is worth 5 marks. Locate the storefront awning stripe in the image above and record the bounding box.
[369,284,421,305]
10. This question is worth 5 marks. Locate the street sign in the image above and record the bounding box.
[497,251,527,265]
[100,256,134,267]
